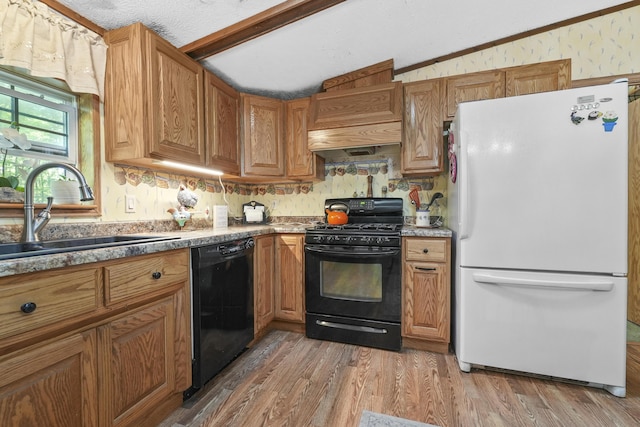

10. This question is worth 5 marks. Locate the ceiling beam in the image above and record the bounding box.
[180,0,346,61]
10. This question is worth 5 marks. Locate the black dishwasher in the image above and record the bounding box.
[186,237,254,399]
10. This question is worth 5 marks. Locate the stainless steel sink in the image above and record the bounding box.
[0,235,181,261]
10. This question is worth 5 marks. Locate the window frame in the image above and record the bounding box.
[0,73,101,218]
[0,69,78,164]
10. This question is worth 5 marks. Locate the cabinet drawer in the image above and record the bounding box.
[0,267,101,341]
[405,238,447,263]
[105,250,189,305]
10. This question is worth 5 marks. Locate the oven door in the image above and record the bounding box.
[304,244,401,323]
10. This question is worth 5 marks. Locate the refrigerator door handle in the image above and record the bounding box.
[459,130,470,240]
[472,273,614,292]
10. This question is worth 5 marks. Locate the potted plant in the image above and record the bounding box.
[0,123,29,203]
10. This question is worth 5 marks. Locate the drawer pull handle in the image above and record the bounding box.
[20,302,37,314]
[422,248,429,253]
[416,267,437,272]
[152,271,162,280]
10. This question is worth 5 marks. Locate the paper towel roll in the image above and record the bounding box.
[245,210,263,222]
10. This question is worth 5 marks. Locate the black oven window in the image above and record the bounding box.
[320,260,382,302]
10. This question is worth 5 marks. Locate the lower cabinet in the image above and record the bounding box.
[254,235,275,336]
[0,249,191,427]
[0,330,98,426]
[402,237,451,353]
[98,297,182,427]
[275,234,305,324]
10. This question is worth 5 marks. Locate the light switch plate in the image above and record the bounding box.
[125,194,136,213]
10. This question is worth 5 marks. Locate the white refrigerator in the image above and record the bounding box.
[447,82,628,397]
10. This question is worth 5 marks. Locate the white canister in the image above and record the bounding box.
[416,209,430,227]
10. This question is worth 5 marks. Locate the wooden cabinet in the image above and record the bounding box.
[254,235,275,335]
[402,79,444,175]
[443,60,571,118]
[205,71,241,175]
[0,330,98,426]
[98,297,183,427]
[241,94,285,177]
[307,82,403,151]
[505,59,571,97]
[402,237,451,353]
[402,60,572,176]
[285,97,325,181]
[105,23,205,168]
[444,70,505,119]
[0,266,101,342]
[275,235,305,323]
[0,249,191,427]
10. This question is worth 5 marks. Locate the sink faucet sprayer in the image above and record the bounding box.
[21,163,94,243]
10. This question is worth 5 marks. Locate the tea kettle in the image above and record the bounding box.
[325,202,349,225]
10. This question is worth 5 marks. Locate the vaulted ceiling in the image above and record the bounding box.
[58,0,636,99]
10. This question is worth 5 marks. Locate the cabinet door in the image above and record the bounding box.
[308,82,403,130]
[403,262,449,342]
[285,97,325,180]
[254,236,275,334]
[205,71,240,174]
[104,23,147,162]
[148,31,205,165]
[98,298,177,427]
[241,94,285,176]
[402,79,443,175]
[444,70,505,118]
[275,235,304,322]
[0,330,98,427]
[505,59,571,97]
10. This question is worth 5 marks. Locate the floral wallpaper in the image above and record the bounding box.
[396,7,639,82]
[106,144,447,222]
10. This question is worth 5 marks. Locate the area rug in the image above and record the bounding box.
[628,321,640,342]
[359,410,439,427]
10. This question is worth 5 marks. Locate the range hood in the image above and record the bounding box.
[307,82,403,152]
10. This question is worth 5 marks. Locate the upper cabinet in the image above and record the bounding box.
[205,71,240,175]
[241,94,285,177]
[285,98,324,181]
[443,70,505,119]
[504,59,571,97]
[105,23,205,167]
[443,59,571,119]
[402,79,443,175]
[404,59,572,176]
[307,82,403,151]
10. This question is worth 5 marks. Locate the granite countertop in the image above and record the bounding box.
[0,223,451,278]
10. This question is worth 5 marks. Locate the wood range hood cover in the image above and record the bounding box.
[307,81,403,152]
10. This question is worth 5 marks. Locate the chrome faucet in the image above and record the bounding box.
[21,163,94,243]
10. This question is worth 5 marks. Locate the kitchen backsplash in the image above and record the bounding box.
[103,146,448,224]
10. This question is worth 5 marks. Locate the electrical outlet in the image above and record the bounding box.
[125,194,136,213]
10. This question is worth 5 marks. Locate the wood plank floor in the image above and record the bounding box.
[158,331,640,427]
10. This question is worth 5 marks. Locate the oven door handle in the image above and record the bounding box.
[305,245,400,257]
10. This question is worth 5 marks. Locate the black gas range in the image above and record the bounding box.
[304,198,404,351]
[306,198,404,246]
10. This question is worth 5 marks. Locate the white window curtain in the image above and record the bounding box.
[0,0,106,98]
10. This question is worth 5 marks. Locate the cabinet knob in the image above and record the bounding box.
[416,267,437,272]
[422,248,429,253]
[152,271,162,280]
[20,302,37,314]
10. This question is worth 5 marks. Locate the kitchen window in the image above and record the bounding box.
[0,67,100,215]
